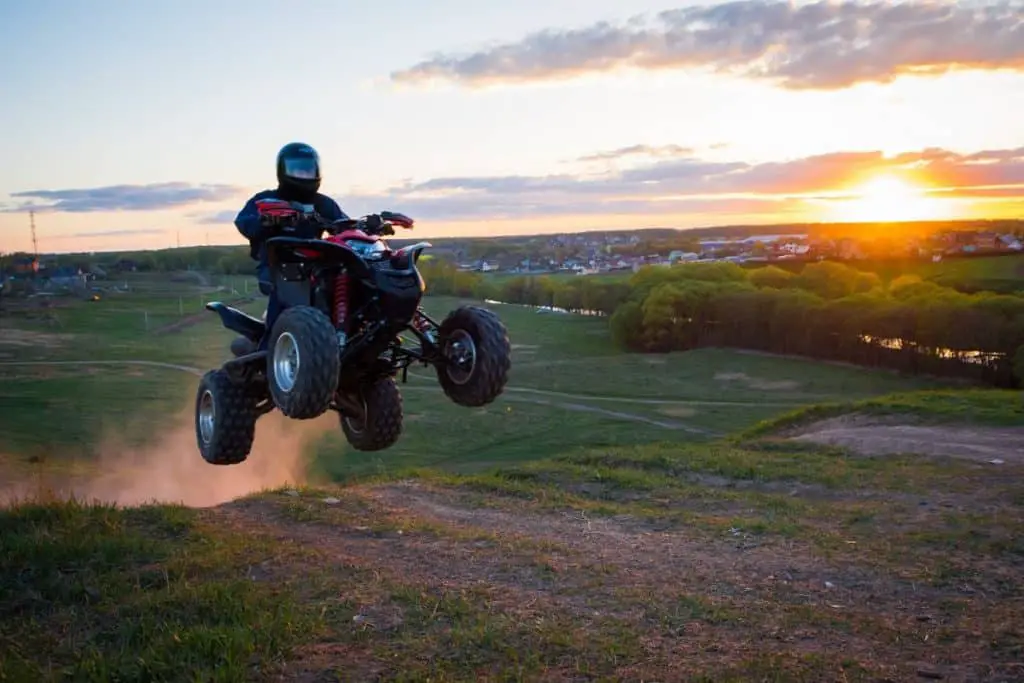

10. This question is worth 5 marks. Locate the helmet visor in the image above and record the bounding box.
[283,156,319,180]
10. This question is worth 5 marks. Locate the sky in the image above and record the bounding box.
[1,0,1023,253]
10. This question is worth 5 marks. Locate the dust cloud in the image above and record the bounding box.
[1,400,339,509]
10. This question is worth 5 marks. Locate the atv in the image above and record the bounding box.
[194,200,511,466]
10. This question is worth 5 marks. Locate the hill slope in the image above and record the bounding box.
[5,430,1024,682]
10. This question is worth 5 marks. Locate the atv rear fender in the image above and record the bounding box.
[266,236,373,281]
[206,302,266,342]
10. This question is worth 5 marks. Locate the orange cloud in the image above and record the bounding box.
[333,145,1024,222]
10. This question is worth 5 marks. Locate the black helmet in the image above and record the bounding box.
[276,142,321,199]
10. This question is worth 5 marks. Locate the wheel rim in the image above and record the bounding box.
[344,393,368,435]
[198,389,215,445]
[444,329,477,385]
[273,331,300,392]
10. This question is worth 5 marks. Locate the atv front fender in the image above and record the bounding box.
[206,302,266,341]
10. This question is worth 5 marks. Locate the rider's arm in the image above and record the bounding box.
[318,196,351,222]
[234,192,273,242]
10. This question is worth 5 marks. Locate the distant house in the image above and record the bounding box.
[668,250,700,263]
[836,238,866,260]
[974,232,1000,250]
[11,256,39,275]
[47,266,86,288]
[112,259,139,272]
[999,234,1023,251]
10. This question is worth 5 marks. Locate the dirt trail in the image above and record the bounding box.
[405,369,802,407]
[790,414,1024,463]
[0,359,204,377]
[210,481,1023,682]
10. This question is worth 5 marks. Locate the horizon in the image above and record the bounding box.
[10,216,1023,259]
[2,0,1023,254]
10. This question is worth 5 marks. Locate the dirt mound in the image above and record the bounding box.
[790,414,1024,462]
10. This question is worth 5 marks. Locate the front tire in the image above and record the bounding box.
[266,305,340,420]
[195,369,256,466]
[340,377,404,451]
[435,305,511,407]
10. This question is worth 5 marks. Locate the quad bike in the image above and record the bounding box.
[194,200,512,465]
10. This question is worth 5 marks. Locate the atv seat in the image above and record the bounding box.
[206,301,267,341]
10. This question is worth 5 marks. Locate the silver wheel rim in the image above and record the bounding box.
[444,330,477,385]
[273,331,300,393]
[198,389,215,445]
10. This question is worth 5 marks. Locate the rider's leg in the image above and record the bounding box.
[256,268,280,352]
[230,269,270,357]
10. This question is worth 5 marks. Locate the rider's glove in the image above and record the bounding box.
[363,214,384,234]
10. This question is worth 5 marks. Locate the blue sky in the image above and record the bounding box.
[2,0,1023,253]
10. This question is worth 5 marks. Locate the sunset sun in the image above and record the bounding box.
[831,175,951,223]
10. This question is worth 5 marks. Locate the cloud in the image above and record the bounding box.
[392,1,1024,90]
[338,145,1024,221]
[72,228,167,238]
[47,228,168,241]
[193,209,239,225]
[1,182,244,213]
[578,144,695,162]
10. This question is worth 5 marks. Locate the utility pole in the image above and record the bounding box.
[28,211,39,278]
[29,211,38,257]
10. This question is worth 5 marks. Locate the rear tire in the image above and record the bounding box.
[266,305,340,420]
[435,305,511,407]
[339,377,404,451]
[195,369,256,466]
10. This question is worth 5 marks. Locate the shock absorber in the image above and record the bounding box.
[333,272,350,346]
[412,308,436,344]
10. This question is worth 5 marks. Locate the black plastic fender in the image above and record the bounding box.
[206,302,266,341]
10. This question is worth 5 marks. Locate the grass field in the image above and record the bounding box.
[1,273,1023,681]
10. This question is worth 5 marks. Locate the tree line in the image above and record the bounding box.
[418,258,1024,388]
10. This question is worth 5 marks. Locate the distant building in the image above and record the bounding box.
[11,256,39,275]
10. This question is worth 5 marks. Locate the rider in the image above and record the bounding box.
[231,142,350,356]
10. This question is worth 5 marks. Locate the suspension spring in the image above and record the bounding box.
[333,273,350,332]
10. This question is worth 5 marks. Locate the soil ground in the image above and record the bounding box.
[788,414,1024,463]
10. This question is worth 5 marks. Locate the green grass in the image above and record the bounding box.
[2,274,1022,679]
[916,253,1024,293]
[741,387,1024,439]
[1,286,954,481]
[0,499,319,682]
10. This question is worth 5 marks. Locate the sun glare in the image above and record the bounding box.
[830,175,951,223]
